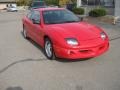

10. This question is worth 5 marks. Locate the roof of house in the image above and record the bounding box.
[0,0,16,3]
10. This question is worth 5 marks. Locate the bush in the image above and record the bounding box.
[72,8,84,15]
[45,0,59,6]
[16,0,32,6]
[89,8,106,17]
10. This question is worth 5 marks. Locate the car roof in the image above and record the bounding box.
[35,8,65,11]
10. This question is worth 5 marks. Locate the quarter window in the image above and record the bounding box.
[27,11,32,19]
[27,10,40,22]
[31,11,40,22]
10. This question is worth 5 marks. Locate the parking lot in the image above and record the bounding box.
[0,11,120,90]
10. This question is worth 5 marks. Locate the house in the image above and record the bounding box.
[0,0,16,10]
[77,0,120,18]
[114,0,120,18]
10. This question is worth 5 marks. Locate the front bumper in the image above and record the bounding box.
[54,40,109,59]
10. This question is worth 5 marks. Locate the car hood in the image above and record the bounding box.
[46,22,102,41]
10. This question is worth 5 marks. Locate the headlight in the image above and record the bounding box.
[101,32,106,40]
[66,38,78,46]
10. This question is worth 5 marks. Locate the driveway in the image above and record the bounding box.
[0,11,120,90]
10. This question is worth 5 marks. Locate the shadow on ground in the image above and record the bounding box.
[6,85,83,90]
[56,58,92,63]
[6,87,23,90]
[21,31,45,54]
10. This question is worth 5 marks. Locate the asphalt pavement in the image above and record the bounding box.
[0,11,120,90]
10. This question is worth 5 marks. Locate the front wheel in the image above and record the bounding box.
[44,38,55,60]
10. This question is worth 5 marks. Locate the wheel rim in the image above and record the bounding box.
[45,40,52,58]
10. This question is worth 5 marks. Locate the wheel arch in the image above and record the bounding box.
[43,35,53,44]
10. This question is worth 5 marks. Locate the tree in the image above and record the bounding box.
[45,0,59,6]
[59,0,77,6]
[16,0,32,6]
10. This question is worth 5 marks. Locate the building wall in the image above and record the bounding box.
[115,0,120,17]
[77,0,115,15]
[0,3,7,10]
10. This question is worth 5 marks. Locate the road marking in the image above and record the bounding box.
[0,58,46,75]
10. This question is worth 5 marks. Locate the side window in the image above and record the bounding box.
[31,10,40,22]
[27,10,40,24]
[27,11,33,19]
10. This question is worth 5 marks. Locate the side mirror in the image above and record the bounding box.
[77,16,83,21]
[77,15,86,21]
[32,19,40,24]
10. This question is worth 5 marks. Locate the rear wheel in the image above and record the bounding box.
[44,38,56,60]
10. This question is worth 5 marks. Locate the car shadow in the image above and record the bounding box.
[21,31,45,54]
[55,58,92,63]
[21,31,91,62]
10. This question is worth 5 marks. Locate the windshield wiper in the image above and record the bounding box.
[46,20,80,24]
[63,20,79,23]
[46,22,61,24]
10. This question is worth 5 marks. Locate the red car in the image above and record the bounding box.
[22,8,109,60]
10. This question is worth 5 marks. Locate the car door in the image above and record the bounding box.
[30,10,44,46]
[24,10,34,39]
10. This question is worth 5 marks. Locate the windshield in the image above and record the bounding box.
[43,10,80,24]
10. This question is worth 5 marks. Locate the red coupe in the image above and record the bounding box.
[22,8,109,60]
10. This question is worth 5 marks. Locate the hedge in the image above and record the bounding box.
[72,8,84,15]
[89,8,106,17]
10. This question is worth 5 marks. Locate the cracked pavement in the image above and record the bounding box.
[0,11,120,90]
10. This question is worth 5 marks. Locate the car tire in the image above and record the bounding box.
[23,25,29,39]
[44,38,56,60]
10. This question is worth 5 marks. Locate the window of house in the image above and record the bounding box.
[81,0,101,5]
[103,0,115,7]
[81,0,115,7]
